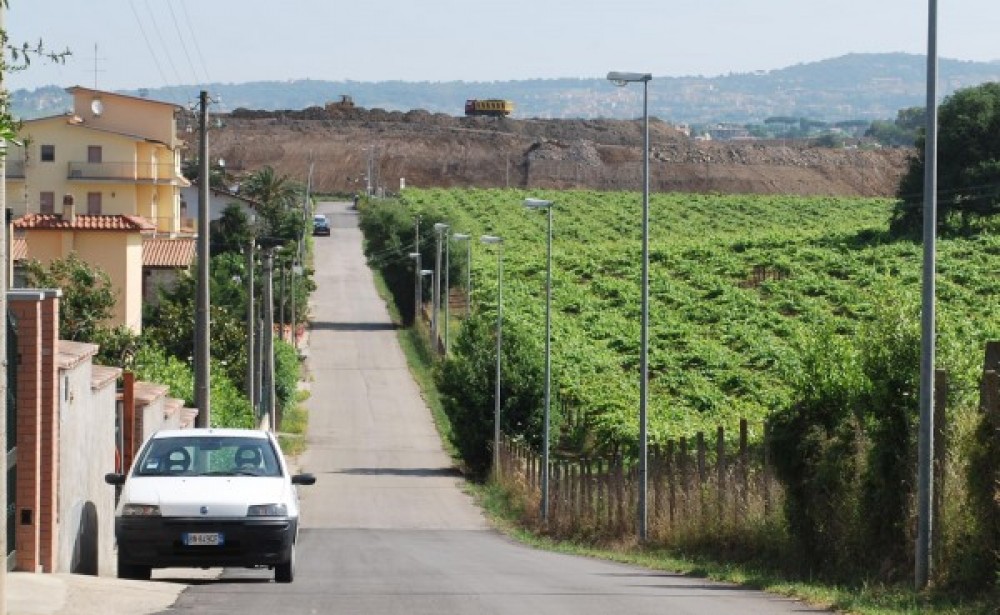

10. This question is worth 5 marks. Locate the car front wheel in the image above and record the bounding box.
[275,543,295,583]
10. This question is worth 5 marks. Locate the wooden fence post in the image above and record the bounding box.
[697,432,707,528]
[716,427,726,527]
[933,368,948,568]
[678,437,689,525]
[739,418,749,523]
[666,440,676,530]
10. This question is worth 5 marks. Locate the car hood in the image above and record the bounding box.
[121,476,296,517]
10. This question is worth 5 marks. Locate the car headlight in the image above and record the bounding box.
[122,504,161,517]
[247,503,287,517]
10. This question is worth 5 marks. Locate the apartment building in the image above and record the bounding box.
[5,86,194,333]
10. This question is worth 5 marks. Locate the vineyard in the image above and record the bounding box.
[395,187,1000,451]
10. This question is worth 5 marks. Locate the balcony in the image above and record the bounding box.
[67,161,184,185]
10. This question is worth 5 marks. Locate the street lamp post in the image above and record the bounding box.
[433,223,449,354]
[452,233,472,316]
[410,252,422,324]
[481,235,503,477]
[524,198,554,522]
[608,70,652,541]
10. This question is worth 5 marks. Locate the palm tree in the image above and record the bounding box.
[242,166,302,238]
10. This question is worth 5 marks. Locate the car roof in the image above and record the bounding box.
[151,428,271,440]
[314,214,327,220]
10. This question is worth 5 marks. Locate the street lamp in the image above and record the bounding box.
[608,69,652,541]
[524,197,554,522]
[434,222,450,355]
[452,233,472,316]
[481,235,503,477]
[409,252,422,324]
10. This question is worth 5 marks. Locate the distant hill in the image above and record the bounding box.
[11,53,1000,125]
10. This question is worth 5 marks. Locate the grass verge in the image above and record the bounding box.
[278,389,309,457]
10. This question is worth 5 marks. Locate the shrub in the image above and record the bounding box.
[436,310,554,479]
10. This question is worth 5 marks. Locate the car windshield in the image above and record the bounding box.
[134,436,282,478]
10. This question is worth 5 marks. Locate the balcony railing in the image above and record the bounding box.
[67,161,182,184]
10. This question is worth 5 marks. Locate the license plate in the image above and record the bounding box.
[184,532,224,546]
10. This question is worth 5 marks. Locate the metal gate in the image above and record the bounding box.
[6,311,17,570]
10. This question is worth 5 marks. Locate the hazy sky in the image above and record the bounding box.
[6,0,1000,92]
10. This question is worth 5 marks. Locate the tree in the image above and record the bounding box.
[242,166,302,238]
[22,253,117,341]
[211,204,256,255]
[890,83,1000,236]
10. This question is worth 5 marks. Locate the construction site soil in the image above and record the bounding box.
[210,105,913,198]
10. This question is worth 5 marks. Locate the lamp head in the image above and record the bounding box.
[420,269,434,276]
[523,198,553,209]
[409,252,421,259]
[453,233,470,241]
[434,222,449,232]
[480,235,502,245]
[607,71,652,85]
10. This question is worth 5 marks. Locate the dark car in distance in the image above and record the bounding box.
[313,214,330,236]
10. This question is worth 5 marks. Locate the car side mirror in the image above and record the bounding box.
[291,473,316,486]
[105,472,127,486]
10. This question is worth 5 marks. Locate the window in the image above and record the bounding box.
[87,192,102,215]
[40,144,55,162]
[87,146,102,164]
[39,192,55,214]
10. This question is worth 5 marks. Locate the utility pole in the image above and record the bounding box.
[194,90,211,427]
[279,260,286,341]
[0,4,9,604]
[245,240,256,412]
[413,218,421,325]
[262,248,276,431]
[432,226,443,353]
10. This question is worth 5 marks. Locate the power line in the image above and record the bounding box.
[167,0,203,87]
[129,0,171,88]
[142,0,184,86]
[179,0,212,85]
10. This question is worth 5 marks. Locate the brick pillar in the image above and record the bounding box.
[9,292,43,572]
[38,291,60,572]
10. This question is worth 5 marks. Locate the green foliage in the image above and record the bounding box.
[436,311,551,479]
[242,165,304,239]
[142,254,250,389]
[357,198,451,326]
[22,253,118,342]
[131,345,194,404]
[130,344,253,428]
[855,298,921,577]
[962,375,1000,589]
[768,296,922,580]
[865,106,924,148]
[273,338,301,423]
[211,204,256,255]
[891,83,1000,236]
[767,328,865,575]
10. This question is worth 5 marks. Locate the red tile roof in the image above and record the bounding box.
[14,214,156,232]
[143,237,196,268]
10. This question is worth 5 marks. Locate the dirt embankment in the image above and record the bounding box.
[209,105,912,197]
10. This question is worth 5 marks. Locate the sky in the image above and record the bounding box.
[5,0,1000,92]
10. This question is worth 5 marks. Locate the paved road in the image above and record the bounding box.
[160,201,828,614]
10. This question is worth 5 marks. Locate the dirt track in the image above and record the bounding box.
[210,105,912,197]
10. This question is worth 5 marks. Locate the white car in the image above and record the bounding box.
[105,428,315,583]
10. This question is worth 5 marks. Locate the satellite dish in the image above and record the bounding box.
[91,98,103,116]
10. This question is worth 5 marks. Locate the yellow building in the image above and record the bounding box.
[5,86,193,333]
